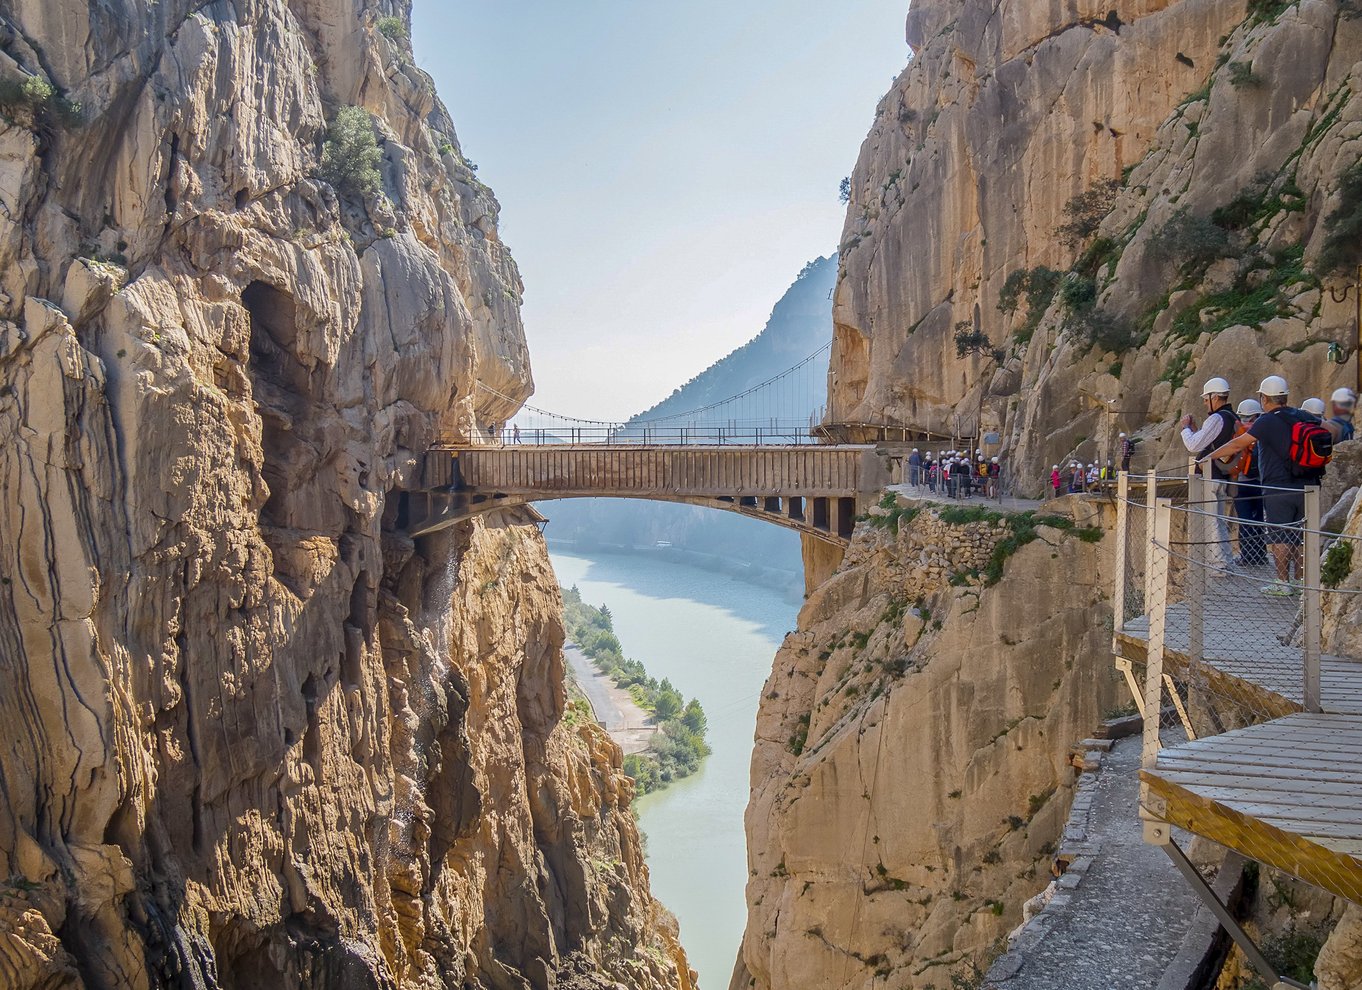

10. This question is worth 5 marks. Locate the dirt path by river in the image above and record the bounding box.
[564,644,657,755]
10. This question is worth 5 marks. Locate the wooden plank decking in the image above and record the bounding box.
[1141,715,1362,903]
[1116,602,1362,717]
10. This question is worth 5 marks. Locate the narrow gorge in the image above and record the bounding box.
[4,1,1362,989]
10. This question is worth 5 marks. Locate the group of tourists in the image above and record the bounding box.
[1049,461,1117,497]
[1177,375,1354,596]
[906,449,1003,499]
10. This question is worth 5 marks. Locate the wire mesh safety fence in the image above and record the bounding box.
[1110,464,1362,767]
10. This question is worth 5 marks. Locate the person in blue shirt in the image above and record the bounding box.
[1206,376,1309,596]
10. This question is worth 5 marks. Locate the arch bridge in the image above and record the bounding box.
[401,442,897,547]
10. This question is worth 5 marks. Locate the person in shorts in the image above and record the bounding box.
[1206,376,1307,596]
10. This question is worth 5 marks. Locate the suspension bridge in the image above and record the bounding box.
[398,343,966,546]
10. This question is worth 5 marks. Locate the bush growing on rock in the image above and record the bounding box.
[1149,209,1232,275]
[0,73,82,129]
[320,106,383,199]
[1319,160,1362,276]
[1057,178,1122,247]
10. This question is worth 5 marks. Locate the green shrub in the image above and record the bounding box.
[1057,178,1122,247]
[320,106,383,199]
[954,322,1004,364]
[1323,540,1354,589]
[377,15,407,41]
[998,266,1062,343]
[1058,274,1097,313]
[1075,236,1119,277]
[1319,160,1362,275]
[1228,61,1261,88]
[1149,209,1231,275]
[1072,308,1138,353]
[0,73,83,129]
[839,176,851,204]
[1246,0,1291,25]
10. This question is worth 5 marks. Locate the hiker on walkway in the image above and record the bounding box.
[1328,387,1356,443]
[1086,463,1099,489]
[1068,462,1084,494]
[988,457,1001,498]
[1206,376,1320,595]
[1179,376,1239,569]
[1231,398,1267,568]
[512,424,521,444]
[908,448,923,486]
[1050,464,1062,499]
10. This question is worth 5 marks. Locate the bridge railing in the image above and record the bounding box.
[443,424,832,447]
[1111,467,1341,768]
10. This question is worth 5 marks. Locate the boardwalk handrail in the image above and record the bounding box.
[1109,464,1360,770]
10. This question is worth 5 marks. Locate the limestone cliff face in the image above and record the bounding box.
[734,502,1123,989]
[834,0,1362,489]
[0,2,688,988]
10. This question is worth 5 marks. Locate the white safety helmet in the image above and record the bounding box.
[912,447,920,453]
[1202,377,1231,397]
[1303,397,1326,417]
[1052,464,1059,471]
[991,457,999,463]
[1119,432,1127,438]
[1332,388,1357,407]
[1259,375,1289,398]
[1236,398,1264,418]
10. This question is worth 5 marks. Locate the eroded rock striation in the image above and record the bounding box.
[833,0,1362,489]
[0,2,688,988]
[734,501,1123,988]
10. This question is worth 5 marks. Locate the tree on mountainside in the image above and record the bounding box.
[320,106,383,199]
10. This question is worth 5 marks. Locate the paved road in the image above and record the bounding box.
[566,644,626,731]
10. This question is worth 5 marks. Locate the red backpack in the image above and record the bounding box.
[1286,411,1333,476]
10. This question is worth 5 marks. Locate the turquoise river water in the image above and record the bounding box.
[550,550,801,989]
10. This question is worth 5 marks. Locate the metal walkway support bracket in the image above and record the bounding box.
[1161,839,1310,990]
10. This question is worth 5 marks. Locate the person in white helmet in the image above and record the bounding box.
[908,447,923,487]
[1206,376,1309,594]
[1181,377,1238,569]
[1050,464,1062,499]
[1301,397,1326,421]
[1328,387,1356,442]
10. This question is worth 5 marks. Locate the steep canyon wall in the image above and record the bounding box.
[833,0,1362,490]
[0,2,687,988]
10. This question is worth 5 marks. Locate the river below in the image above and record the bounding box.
[550,549,801,989]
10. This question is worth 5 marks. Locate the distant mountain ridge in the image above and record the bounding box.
[543,254,838,582]
[632,255,836,426]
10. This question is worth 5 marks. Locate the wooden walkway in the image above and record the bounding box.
[1143,715,1362,903]
[1115,586,1362,904]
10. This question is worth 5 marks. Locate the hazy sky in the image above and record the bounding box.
[413,2,910,421]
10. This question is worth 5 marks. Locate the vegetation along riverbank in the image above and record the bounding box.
[562,585,711,794]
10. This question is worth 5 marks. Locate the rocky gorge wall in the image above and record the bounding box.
[833,0,1362,491]
[733,500,1124,989]
[0,2,687,988]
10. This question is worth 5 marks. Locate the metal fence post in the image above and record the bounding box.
[1115,472,1130,635]
[1304,485,1322,713]
[1187,465,1205,669]
[1144,498,1173,771]
[1145,469,1158,611]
